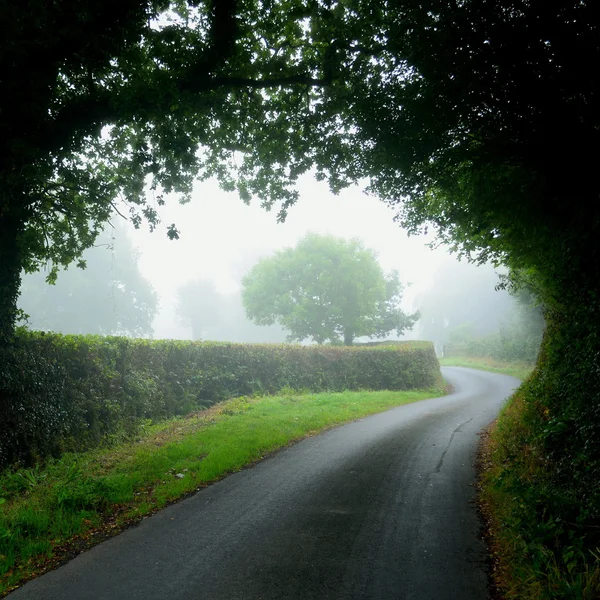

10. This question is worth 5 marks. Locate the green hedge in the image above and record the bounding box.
[446,331,541,364]
[0,332,440,469]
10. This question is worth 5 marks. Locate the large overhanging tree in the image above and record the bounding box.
[3,1,597,338]
[0,0,353,340]
[2,1,598,298]
[1,5,598,369]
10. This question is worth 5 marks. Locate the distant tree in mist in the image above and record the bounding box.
[176,279,287,343]
[416,260,515,351]
[218,294,288,343]
[242,233,418,345]
[18,224,157,337]
[417,260,544,359]
[176,279,223,341]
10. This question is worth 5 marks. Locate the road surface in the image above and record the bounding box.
[10,367,519,600]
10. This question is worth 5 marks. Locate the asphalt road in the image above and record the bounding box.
[10,367,519,600]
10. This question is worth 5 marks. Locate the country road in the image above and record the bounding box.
[10,367,519,600]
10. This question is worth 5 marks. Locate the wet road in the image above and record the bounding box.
[10,367,519,600]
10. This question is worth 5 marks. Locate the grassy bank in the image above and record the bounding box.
[480,390,600,599]
[0,385,444,596]
[461,347,600,598]
[439,355,534,381]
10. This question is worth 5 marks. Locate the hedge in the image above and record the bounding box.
[445,332,540,363]
[0,332,440,469]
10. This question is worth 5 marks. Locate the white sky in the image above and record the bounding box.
[126,174,455,339]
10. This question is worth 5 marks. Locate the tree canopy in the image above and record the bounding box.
[242,233,417,345]
[0,0,337,338]
[18,224,157,337]
[1,1,598,339]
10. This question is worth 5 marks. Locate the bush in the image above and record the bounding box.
[446,324,542,364]
[0,333,440,469]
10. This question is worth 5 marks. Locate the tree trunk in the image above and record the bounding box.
[0,214,23,343]
[343,329,354,346]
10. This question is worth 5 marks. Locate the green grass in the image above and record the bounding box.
[0,386,444,596]
[439,355,534,381]
[479,391,600,599]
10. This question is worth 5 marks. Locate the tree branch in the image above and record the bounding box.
[110,201,129,222]
[184,73,333,93]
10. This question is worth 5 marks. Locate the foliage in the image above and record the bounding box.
[0,331,439,470]
[4,2,592,343]
[242,233,418,345]
[18,223,157,337]
[481,387,600,599]
[0,0,353,338]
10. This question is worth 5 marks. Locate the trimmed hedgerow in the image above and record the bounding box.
[0,332,440,469]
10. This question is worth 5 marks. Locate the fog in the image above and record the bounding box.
[414,259,516,354]
[125,174,452,340]
[19,174,521,344]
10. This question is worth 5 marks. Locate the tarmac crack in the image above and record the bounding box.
[435,417,474,473]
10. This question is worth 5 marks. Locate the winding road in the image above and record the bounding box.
[10,367,519,600]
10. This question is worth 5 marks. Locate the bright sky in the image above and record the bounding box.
[126,174,454,339]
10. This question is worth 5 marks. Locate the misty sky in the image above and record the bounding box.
[125,174,455,339]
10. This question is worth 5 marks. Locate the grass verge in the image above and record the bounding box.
[0,386,444,596]
[478,388,600,599]
[439,355,534,381]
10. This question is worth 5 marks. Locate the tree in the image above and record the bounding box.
[2,1,597,344]
[176,279,223,341]
[0,0,341,340]
[176,279,288,342]
[242,234,418,345]
[18,223,157,337]
[416,260,515,354]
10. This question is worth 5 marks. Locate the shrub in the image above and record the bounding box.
[446,325,541,364]
[0,333,440,469]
